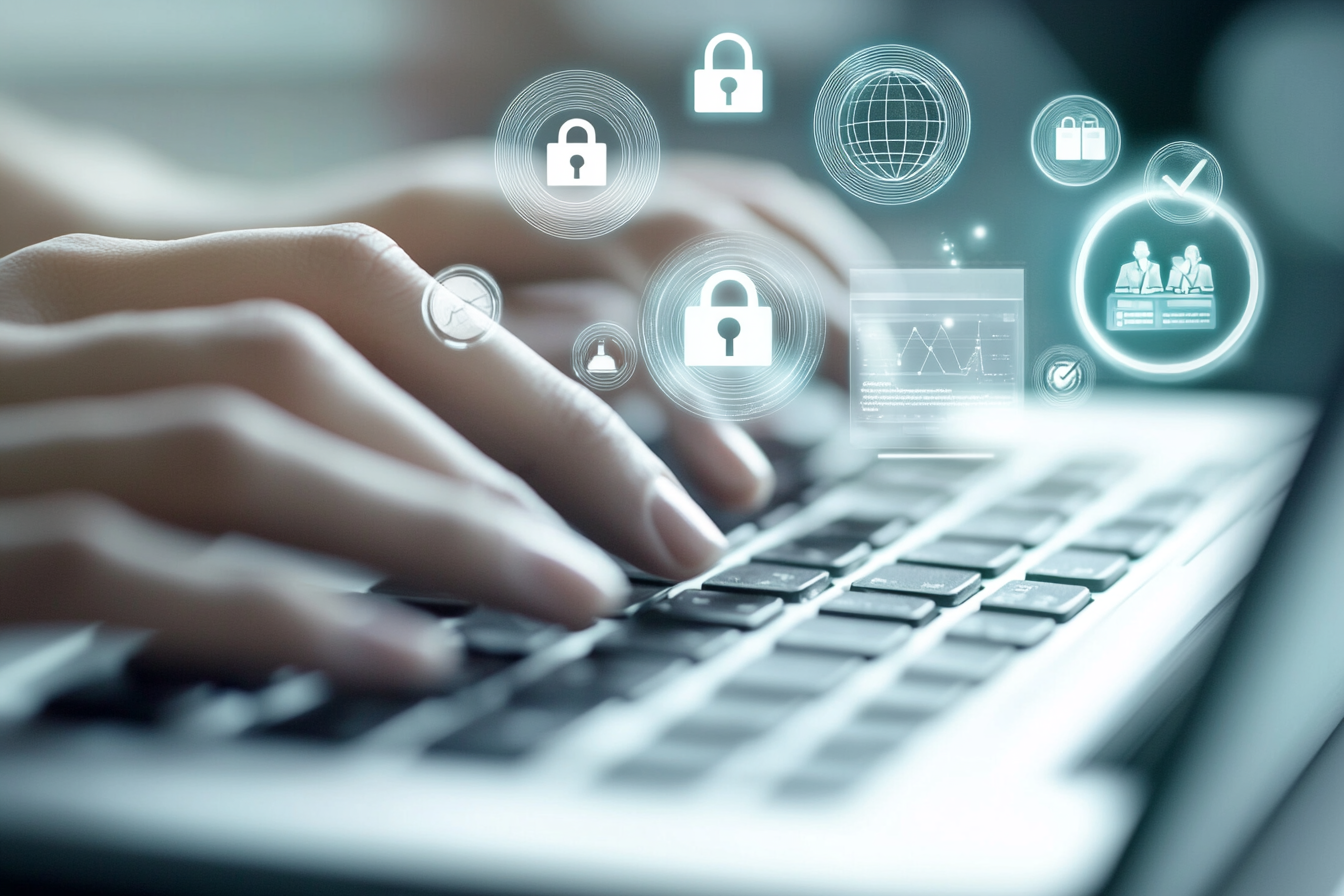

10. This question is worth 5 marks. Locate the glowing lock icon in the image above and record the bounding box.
[546,118,607,186]
[694,33,763,113]
[684,270,772,367]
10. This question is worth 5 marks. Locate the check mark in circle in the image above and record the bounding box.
[1162,157,1208,197]
[1048,359,1081,392]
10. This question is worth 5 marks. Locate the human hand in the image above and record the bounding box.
[72,143,890,510]
[0,225,728,688]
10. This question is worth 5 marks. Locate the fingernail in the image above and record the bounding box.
[344,612,461,687]
[712,422,777,510]
[649,475,727,574]
[511,530,630,621]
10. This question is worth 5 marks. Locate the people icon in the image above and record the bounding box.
[587,339,617,372]
[1167,245,1214,294]
[1115,240,1164,294]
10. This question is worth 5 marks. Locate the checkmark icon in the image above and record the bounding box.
[1162,158,1208,196]
[1049,360,1081,391]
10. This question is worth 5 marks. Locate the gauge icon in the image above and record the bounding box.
[423,264,502,348]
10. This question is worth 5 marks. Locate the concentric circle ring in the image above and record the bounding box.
[1072,190,1261,379]
[495,70,659,240]
[572,322,639,392]
[640,233,826,421]
[814,45,970,205]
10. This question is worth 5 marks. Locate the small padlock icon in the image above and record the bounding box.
[694,33,763,114]
[684,270,772,367]
[546,118,607,186]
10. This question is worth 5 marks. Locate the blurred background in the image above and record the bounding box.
[1,0,1341,395]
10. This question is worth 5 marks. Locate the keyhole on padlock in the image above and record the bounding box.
[569,155,585,180]
[717,317,741,356]
[719,76,738,105]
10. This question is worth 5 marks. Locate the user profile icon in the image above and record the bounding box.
[421,264,502,349]
[814,45,970,205]
[572,322,638,392]
[1030,95,1121,186]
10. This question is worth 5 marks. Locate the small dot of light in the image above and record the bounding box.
[943,318,954,328]
[973,225,987,239]
[951,259,959,266]
[942,243,951,252]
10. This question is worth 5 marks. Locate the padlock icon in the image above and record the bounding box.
[694,33,763,113]
[684,270,772,367]
[546,118,607,186]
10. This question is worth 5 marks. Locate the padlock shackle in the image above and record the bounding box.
[1080,114,1100,128]
[556,118,597,145]
[1059,116,1077,128]
[699,270,760,308]
[703,32,753,72]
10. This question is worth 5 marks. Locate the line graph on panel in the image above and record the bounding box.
[856,314,1018,383]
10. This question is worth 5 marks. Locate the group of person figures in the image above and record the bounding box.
[1115,241,1214,295]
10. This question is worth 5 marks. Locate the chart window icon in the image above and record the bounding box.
[850,268,1024,449]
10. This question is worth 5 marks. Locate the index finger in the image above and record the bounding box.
[6,227,727,581]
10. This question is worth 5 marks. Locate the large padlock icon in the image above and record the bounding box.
[546,118,607,186]
[694,33,763,113]
[684,270,772,367]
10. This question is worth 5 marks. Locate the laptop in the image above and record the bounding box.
[0,376,1339,895]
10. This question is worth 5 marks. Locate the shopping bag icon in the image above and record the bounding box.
[1055,116,1081,161]
[1081,114,1106,160]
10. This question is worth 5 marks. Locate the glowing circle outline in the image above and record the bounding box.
[813,45,970,205]
[1072,189,1261,378]
[421,263,502,349]
[1029,95,1122,187]
[495,70,659,240]
[572,321,639,392]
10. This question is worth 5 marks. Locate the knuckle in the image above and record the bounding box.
[218,300,336,378]
[2,492,129,596]
[0,234,125,320]
[161,387,272,499]
[305,222,405,278]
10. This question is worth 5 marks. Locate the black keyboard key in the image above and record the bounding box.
[665,695,802,742]
[820,592,938,626]
[429,706,584,758]
[368,578,475,618]
[948,612,1055,648]
[808,515,912,548]
[948,509,1064,546]
[446,650,518,690]
[851,563,981,607]
[981,580,1092,622]
[614,582,670,616]
[1027,548,1128,591]
[754,538,872,575]
[260,694,420,741]
[1000,481,1098,514]
[906,641,1014,683]
[44,678,210,726]
[863,678,967,718]
[513,654,686,708]
[1121,491,1201,526]
[458,610,566,656]
[901,538,1024,577]
[724,650,861,698]
[1072,521,1166,558]
[642,590,784,629]
[704,563,830,602]
[597,620,741,661]
[777,616,911,658]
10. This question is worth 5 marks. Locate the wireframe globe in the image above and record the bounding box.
[841,69,947,182]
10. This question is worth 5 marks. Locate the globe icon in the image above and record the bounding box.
[841,68,947,182]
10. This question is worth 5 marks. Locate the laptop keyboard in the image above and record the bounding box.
[24,449,1236,801]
